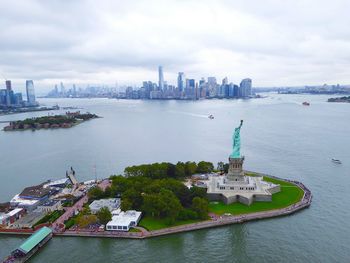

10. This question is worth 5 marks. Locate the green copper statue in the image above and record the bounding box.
[230,120,243,158]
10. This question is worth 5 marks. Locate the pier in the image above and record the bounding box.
[2,227,53,263]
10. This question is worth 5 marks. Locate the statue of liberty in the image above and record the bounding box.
[230,120,243,158]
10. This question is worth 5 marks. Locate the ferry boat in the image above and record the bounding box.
[208,115,214,119]
[302,101,310,106]
[332,158,342,164]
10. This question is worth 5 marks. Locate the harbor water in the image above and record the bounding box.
[0,93,349,262]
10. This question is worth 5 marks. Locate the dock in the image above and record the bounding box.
[2,227,53,263]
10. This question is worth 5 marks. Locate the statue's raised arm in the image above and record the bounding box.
[230,120,243,158]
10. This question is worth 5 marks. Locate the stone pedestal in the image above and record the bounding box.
[227,157,245,181]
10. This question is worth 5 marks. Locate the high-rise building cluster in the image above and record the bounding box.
[0,80,37,109]
[46,66,253,100]
[47,82,118,98]
[122,66,253,100]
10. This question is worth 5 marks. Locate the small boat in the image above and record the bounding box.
[302,101,310,106]
[208,115,214,119]
[332,158,342,164]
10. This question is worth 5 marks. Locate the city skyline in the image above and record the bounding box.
[46,66,254,100]
[1,0,350,91]
[0,80,37,108]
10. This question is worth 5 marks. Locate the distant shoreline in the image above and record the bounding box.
[328,96,350,103]
[0,106,59,116]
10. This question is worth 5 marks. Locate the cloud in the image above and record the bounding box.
[0,0,349,92]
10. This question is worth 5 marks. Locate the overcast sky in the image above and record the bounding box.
[1,0,350,92]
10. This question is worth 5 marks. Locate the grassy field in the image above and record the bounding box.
[129,228,141,232]
[34,210,65,227]
[208,176,304,215]
[139,216,203,231]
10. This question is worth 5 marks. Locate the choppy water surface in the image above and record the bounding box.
[0,93,349,262]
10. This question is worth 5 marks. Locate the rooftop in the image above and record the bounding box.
[11,194,40,206]
[12,211,44,228]
[19,184,51,199]
[43,178,70,188]
[19,226,52,254]
[6,208,24,217]
[107,210,142,226]
[89,198,120,211]
[39,199,60,207]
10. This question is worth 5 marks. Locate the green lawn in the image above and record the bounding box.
[34,210,65,227]
[208,176,304,215]
[139,216,203,231]
[129,228,141,232]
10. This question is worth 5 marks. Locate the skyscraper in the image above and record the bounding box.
[158,66,164,90]
[26,80,36,105]
[5,80,12,91]
[60,82,65,95]
[239,78,252,97]
[5,80,12,106]
[186,79,195,89]
[177,72,186,92]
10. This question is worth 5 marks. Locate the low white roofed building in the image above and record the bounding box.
[106,210,142,232]
[89,198,120,214]
[10,194,41,212]
[0,208,25,226]
[43,178,70,188]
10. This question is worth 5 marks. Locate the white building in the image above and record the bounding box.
[89,198,120,214]
[106,210,142,231]
[0,208,25,226]
[10,194,41,212]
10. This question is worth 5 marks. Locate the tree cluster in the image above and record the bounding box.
[108,175,209,224]
[124,161,214,179]
[12,113,98,128]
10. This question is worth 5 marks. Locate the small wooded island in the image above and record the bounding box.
[3,111,99,131]
[328,96,350,103]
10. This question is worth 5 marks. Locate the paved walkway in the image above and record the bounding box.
[52,180,111,233]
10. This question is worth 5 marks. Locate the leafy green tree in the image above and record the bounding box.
[167,163,176,178]
[185,161,198,176]
[191,197,209,220]
[76,214,98,228]
[104,186,112,198]
[121,198,133,211]
[175,162,186,178]
[196,161,214,173]
[159,179,192,207]
[178,208,198,220]
[88,186,104,200]
[111,175,131,193]
[96,207,112,225]
[81,206,91,215]
[142,194,164,217]
[122,188,142,209]
[158,189,182,223]
[190,186,207,199]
